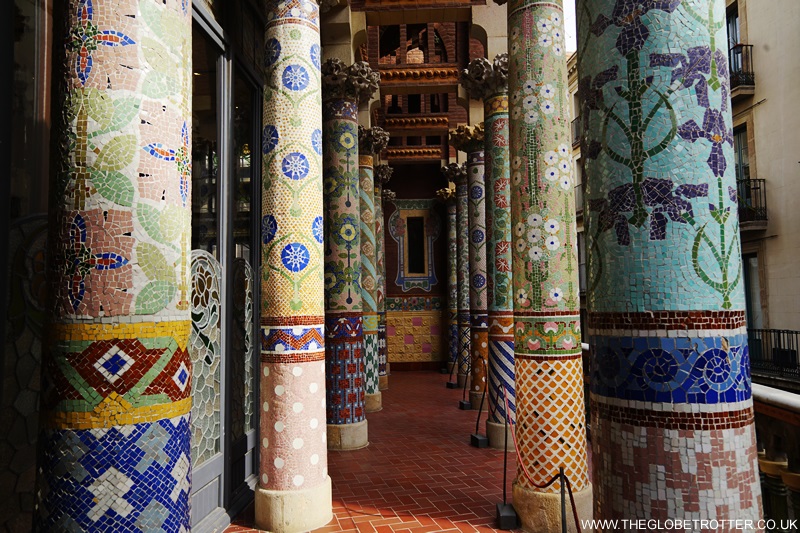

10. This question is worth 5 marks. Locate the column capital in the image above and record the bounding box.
[322,58,380,103]
[461,54,509,101]
[449,123,485,155]
[374,164,393,186]
[441,162,467,186]
[382,189,396,202]
[436,181,456,202]
[358,126,390,155]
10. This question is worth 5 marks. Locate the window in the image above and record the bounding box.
[743,254,763,329]
[407,217,426,274]
[727,4,742,73]
[407,94,421,113]
[733,127,750,181]
[577,231,587,295]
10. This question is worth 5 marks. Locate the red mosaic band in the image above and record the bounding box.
[260,351,326,364]
[515,310,581,318]
[593,401,755,431]
[516,352,583,362]
[261,316,326,326]
[587,310,746,330]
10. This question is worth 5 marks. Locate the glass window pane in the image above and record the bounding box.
[192,24,220,256]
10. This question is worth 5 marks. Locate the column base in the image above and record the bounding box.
[379,375,389,390]
[365,391,382,413]
[469,390,484,410]
[457,373,468,388]
[486,419,515,451]
[327,419,369,450]
[513,481,593,533]
[254,476,333,533]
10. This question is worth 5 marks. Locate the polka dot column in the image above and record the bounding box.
[578,0,762,525]
[256,1,332,530]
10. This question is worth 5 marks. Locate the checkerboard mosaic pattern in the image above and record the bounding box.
[386,311,444,363]
[578,0,761,523]
[507,0,589,494]
[259,0,329,497]
[38,0,193,528]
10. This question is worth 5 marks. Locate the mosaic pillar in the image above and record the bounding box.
[358,127,388,413]
[256,1,332,530]
[462,55,515,448]
[504,0,592,529]
[36,1,193,530]
[578,0,762,525]
[375,164,393,391]
[321,59,378,450]
[451,163,471,388]
[437,179,459,375]
[467,148,488,409]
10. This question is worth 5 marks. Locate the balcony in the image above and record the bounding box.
[730,44,755,101]
[737,178,768,231]
[749,329,800,393]
[752,384,800,524]
[571,116,581,147]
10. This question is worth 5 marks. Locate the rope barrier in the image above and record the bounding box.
[501,385,581,532]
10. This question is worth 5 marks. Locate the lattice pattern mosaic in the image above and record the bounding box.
[374,180,388,378]
[578,0,761,522]
[508,0,588,493]
[386,311,444,363]
[260,0,327,494]
[38,1,193,527]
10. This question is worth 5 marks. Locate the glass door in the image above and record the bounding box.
[226,66,259,507]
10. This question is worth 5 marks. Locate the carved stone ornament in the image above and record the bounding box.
[382,189,397,202]
[441,162,467,184]
[358,126,390,155]
[460,53,509,100]
[319,0,340,14]
[375,164,394,185]
[448,123,485,154]
[436,180,456,202]
[322,58,380,103]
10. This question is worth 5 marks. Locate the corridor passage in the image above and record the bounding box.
[228,371,522,532]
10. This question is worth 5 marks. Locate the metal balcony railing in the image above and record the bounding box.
[730,44,755,89]
[571,116,581,147]
[737,178,768,224]
[749,329,800,382]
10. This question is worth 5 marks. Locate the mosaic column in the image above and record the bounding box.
[321,59,378,450]
[375,164,393,391]
[578,0,762,525]
[436,178,459,375]
[452,127,489,405]
[257,1,332,530]
[503,0,592,529]
[448,163,471,388]
[358,126,389,413]
[462,55,516,448]
[36,1,193,530]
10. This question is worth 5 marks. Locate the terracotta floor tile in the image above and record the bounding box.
[226,372,538,533]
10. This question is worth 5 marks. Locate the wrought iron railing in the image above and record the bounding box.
[737,178,767,223]
[730,44,755,89]
[571,116,581,147]
[749,329,800,381]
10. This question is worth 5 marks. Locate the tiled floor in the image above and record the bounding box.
[227,371,524,532]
